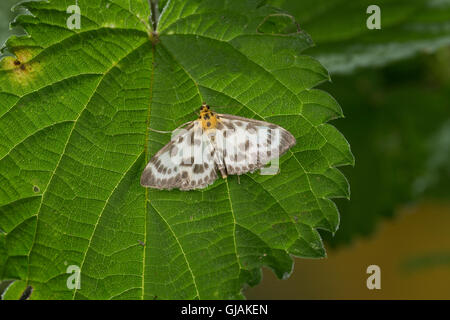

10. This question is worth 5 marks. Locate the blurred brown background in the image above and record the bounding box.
[246,202,450,299]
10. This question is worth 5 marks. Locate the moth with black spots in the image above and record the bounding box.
[141,103,296,190]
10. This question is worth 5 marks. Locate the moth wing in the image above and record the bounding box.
[141,121,218,190]
[215,114,296,175]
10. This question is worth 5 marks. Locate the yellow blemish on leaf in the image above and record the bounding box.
[1,48,42,85]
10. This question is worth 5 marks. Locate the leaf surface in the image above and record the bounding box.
[0,0,352,299]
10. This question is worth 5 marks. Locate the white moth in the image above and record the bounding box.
[140,103,296,190]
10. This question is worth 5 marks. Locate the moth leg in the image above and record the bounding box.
[207,131,228,178]
[219,167,227,179]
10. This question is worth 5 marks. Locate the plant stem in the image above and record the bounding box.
[149,0,159,31]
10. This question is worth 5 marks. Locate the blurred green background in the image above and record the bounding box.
[1,0,449,299]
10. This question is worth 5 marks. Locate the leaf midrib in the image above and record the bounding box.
[149,202,201,299]
[142,41,155,300]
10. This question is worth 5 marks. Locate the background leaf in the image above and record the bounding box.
[0,0,25,48]
[0,0,352,299]
[319,53,450,245]
[270,0,450,74]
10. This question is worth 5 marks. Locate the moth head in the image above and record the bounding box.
[200,102,210,113]
[198,103,217,129]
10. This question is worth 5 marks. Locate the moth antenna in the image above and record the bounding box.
[147,128,173,134]
[148,120,194,134]
[174,120,195,131]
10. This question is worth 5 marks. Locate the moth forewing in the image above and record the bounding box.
[216,113,296,175]
[257,125,282,175]
[140,121,218,190]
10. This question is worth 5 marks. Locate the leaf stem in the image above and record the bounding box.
[149,0,159,31]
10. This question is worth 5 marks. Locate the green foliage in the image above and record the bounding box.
[321,53,450,245]
[270,0,450,74]
[414,119,450,197]
[0,0,352,299]
[401,251,450,274]
[0,0,24,47]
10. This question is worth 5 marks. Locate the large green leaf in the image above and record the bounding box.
[0,0,353,299]
[270,0,450,74]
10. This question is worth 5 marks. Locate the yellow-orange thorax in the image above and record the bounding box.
[198,104,219,130]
